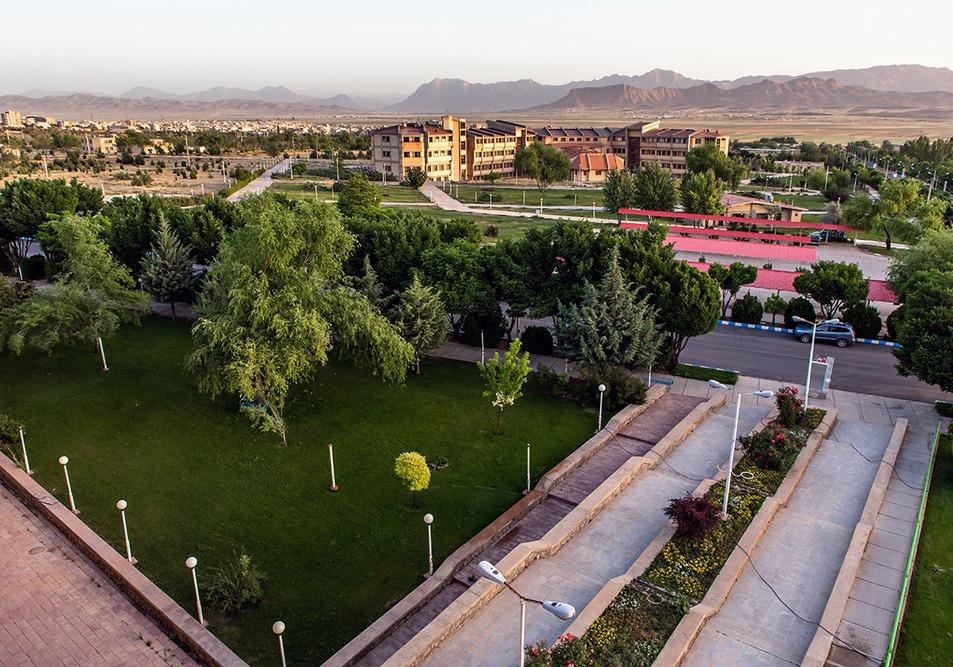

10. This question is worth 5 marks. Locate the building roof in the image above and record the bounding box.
[642,128,697,140]
[571,152,625,171]
[689,263,897,302]
[531,126,615,139]
[723,193,807,212]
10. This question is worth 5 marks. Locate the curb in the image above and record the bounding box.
[716,320,902,348]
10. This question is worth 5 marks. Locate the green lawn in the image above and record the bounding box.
[409,208,560,242]
[896,434,953,665]
[0,318,594,665]
[268,180,430,204]
[451,185,604,209]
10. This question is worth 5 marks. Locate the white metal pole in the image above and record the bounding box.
[98,337,109,371]
[19,428,32,474]
[328,443,338,491]
[722,393,743,519]
[597,386,605,431]
[480,331,485,365]
[519,597,527,667]
[526,443,531,493]
[427,522,434,576]
[117,500,134,563]
[59,456,78,513]
[804,323,817,410]
[187,558,205,625]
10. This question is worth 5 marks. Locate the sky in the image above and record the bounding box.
[4,0,951,98]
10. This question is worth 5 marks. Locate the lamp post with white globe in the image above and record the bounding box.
[273,621,287,667]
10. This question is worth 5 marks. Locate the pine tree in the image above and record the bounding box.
[392,275,447,375]
[140,215,197,321]
[556,246,662,372]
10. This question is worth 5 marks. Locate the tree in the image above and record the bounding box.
[842,179,946,250]
[632,162,680,212]
[556,246,662,371]
[764,293,788,326]
[680,170,724,216]
[0,216,149,360]
[392,275,447,375]
[0,178,81,268]
[708,262,758,317]
[888,230,953,301]
[420,240,483,337]
[337,173,382,216]
[792,261,869,320]
[394,451,430,508]
[602,169,635,221]
[655,261,720,368]
[685,143,744,188]
[405,166,427,189]
[187,193,413,446]
[479,339,531,435]
[140,216,198,321]
[514,142,571,192]
[892,270,953,392]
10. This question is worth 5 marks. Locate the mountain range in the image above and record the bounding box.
[6,65,953,118]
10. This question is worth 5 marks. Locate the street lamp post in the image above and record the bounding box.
[476,560,575,667]
[116,500,135,563]
[708,381,774,518]
[525,442,532,494]
[186,557,206,626]
[597,384,607,432]
[273,621,287,667]
[19,428,32,475]
[58,456,78,513]
[791,316,819,409]
[423,513,434,576]
[328,443,338,491]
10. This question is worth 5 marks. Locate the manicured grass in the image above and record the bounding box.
[672,364,739,385]
[734,187,828,211]
[452,185,604,209]
[0,318,594,665]
[896,435,953,666]
[268,180,431,204]
[407,208,560,242]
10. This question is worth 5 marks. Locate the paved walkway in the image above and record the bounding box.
[0,485,198,666]
[226,158,289,202]
[418,396,773,667]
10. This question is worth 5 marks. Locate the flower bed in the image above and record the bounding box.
[526,387,826,666]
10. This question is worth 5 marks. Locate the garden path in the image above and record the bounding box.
[417,399,773,667]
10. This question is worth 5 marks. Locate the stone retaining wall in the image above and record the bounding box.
[0,454,248,667]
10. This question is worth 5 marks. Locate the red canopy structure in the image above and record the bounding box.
[618,208,857,232]
[670,238,817,261]
[620,220,810,244]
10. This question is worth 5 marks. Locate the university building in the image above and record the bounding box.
[371,116,728,184]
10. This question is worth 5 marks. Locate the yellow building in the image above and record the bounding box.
[371,115,466,181]
[1,110,23,127]
[81,135,118,155]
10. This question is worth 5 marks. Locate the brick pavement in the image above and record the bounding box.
[418,401,772,667]
[0,484,199,667]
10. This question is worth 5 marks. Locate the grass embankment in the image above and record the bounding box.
[0,318,593,665]
[896,434,953,665]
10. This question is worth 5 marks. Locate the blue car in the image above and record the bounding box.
[792,320,856,347]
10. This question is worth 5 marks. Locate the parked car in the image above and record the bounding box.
[809,229,846,244]
[793,320,856,347]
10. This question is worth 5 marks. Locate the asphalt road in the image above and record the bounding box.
[681,325,953,404]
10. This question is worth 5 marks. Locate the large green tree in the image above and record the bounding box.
[602,169,635,221]
[708,262,758,318]
[556,247,662,371]
[420,240,483,337]
[633,162,680,212]
[337,173,382,217]
[842,179,948,250]
[680,170,724,216]
[187,193,413,446]
[0,216,149,360]
[392,275,447,375]
[140,216,197,321]
[888,230,953,301]
[655,261,720,368]
[514,142,571,192]
[685,143,745,188]
[792,261,869,320]
[892,270,953,392]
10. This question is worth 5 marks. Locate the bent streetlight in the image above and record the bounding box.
[477,560,575,667]
[708,380,774,518]
[116,500,135,563]
[186,557,206,626]
[791,316,818,409]
[58,456,78,513]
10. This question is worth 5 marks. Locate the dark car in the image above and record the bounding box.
[809,229,846,244]
[793,320,856,347]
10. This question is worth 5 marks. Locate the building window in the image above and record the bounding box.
[382,150,390,157]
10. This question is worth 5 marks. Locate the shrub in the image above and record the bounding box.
[774,386,804,428]
[886,305,905,341]
[663,494,721,538]
[936,402,953,418]
[483,224,499,238]
[520,325,553,355]
[205,549,266,614]
[672,364,738,385]
[460,296,506,348]
[843,304,882,339]
[394,451,430,507]
[532,365,570,398]
[783,296,816,329]
[583,364,646,409]
[731,293,763,324]
[739,422,802,471]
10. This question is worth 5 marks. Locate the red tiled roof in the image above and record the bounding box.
[571,153,624,171]
[688,263,897,302]
[668,237,817,261]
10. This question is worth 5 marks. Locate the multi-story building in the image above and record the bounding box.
[1,110,23,127]
[371,116,727,183]
[81,135,118,155]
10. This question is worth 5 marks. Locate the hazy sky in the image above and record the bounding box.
[4,0,951,97]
